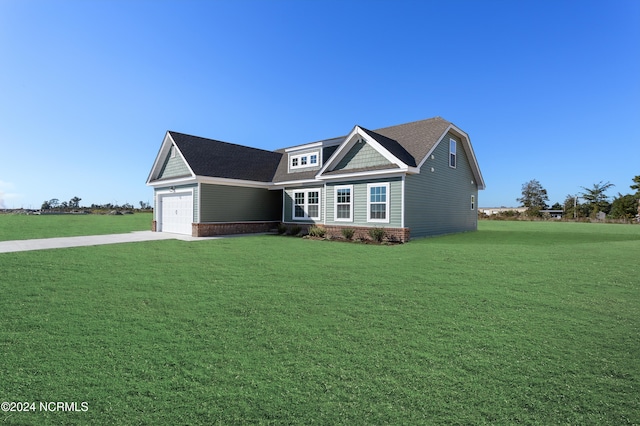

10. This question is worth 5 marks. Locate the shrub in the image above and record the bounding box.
[277,223,287,234]
[308,226,326,238]
[368,227,385,242]
[288,225,302,236]
[341,228,355,240]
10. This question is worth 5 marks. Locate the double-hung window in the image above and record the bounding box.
[367,183,389,223]
[293,190,320,220]
[449,139,457,168]
[334,185,353,221]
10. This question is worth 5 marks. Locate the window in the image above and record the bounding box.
[307,191,319,218]
[290,151,320,170]
[367,183,390,223]
[293,190,320,220]
[294,192,305,218]
[471,195,475,210]
[334,185,353,221]
[449,139,457,168]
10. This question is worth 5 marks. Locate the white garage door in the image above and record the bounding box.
[159,193,193,235]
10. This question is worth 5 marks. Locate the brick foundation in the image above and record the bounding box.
[320,225,411,243]
[151,220,157,232]
[192,222,279,237]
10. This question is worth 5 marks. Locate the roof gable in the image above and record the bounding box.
[332,138,393,171]
[317,126,415,178]
[157,145,191,180]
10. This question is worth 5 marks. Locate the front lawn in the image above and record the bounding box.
[1,221,638,424]
[0,213,152,241]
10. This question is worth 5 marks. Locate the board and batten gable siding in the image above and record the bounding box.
[158,146,191,179]
[154,184,198,223]
[199,184,281,223]
[283,186,324,223]
[333,140,392,171]
[405,133,478,237]
[325,177,402,228]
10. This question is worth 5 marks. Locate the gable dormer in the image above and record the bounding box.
[317,126,418,179]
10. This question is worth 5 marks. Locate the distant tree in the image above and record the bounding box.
[631,175,640,196]
[49,198,60,209]
[69,196,82,209]
[550,202,563,210]
[580,181,615,217]
[563,194,590,219]
[41,200,51,210]
[139,201,151,210]
[610,193,638,220]
[517,179,549,216]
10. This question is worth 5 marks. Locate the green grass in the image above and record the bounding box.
[0,213,152,241]
[1,221,639,424]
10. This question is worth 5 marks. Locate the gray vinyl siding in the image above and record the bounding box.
[333,141,392,171]
[325,178,402,228]
[158,146,191,179]
[199,184,281,222]
[153,184,198,222]
[283,186,324,223]
[405,133,479,237]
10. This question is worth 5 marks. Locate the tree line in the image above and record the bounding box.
[40,197,152,211]
[516,175,640,220]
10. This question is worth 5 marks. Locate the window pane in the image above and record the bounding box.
[292,158,298,167]
[301,156,307,165]
[295,205,305,217]
[308,192,318,204]
[337,204,350,219]
[370,186,386,203]
[310,155,317,164]
[337,189,350,203]
[370,204,386,219]
[308,205,318,218]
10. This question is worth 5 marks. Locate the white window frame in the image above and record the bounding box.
[367,183,390,223]
[290,151,320,170]
[449,138,457,168]
[292,189,321,220]
[334,185,353,222]
[471,195,475,210]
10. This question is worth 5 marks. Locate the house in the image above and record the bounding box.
[146,116,485,242]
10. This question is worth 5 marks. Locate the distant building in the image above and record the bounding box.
[540,209,564,219]
[479,207,527,216]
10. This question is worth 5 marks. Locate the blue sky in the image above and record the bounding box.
[1,0,638,209]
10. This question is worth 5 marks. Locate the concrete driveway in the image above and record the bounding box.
[0,231,219,253]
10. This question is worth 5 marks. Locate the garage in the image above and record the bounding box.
[158,192,193,235]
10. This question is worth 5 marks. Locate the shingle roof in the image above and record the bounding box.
[168,131,282,182]
[371,116,452,166]
[159,117,465,184]
[359,127,417,167]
